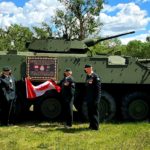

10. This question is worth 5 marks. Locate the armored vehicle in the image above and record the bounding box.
[0,31,149,122]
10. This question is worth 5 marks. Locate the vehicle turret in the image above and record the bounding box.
[27,31,135,54]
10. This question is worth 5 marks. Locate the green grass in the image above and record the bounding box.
[0,122,149,150]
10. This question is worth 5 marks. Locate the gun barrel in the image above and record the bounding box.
[97,31,135,42]
[84,31,135,47]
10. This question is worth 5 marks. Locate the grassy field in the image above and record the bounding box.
[0,121,149,150]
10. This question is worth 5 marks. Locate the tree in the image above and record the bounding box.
[32,22,52,39]
[126,40,150,58]
[53,0,104,40]
[89,38,122,56]
[141,42,150,58]
[6,24,33,51]
[126,40,143,58]
[52,9,76,39]
[146,36,150,42]
[0,28,8,51]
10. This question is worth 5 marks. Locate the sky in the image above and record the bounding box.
[0,0,150,44]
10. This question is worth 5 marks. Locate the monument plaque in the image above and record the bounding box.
[27,57,57,81]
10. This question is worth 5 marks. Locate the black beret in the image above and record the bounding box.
[84,64,92,68]
[64,68,72,72]
[3,66,11,71]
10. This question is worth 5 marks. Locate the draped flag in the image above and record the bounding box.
[25,78,61,99]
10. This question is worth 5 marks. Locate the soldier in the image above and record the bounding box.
[0,66,17,126]
[60,68,75,128]
[84,64,101,130]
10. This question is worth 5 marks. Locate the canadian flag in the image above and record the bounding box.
[25,78,61,99]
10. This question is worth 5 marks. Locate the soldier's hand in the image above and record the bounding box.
[64,81,69,86]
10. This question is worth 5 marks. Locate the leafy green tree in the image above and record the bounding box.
[32,22,52,39]
[146,36,150,42]
[89,38,122,55]
[0,28,8,51]
[126,40,150,58]
[52,9,76,39]
[53,0,104,40]
[6,24,33,51]
[141,42,150,58]
[126,40,143,57]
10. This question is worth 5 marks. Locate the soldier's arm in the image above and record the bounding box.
[94,75,101,102]
[58,78,65,86]
[69,78,75,88]
[0,78,10,87]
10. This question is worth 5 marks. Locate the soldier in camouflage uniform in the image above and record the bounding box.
[0,66,17,126]
[84,64,101,130]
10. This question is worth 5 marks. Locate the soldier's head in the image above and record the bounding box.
[84,64,93,75]
[2,66,11,76]
[64,68,72,77]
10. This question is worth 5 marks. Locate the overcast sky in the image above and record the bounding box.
[0,0,150,44]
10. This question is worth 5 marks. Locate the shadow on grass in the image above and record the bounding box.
[14,121,90,133]
[17,121,61,128]
[55,126,90,133]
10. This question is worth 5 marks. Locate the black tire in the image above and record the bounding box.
[40,97,62,120]
[99,91,116,122]
[122,92,149,121]
[81,91,116,122]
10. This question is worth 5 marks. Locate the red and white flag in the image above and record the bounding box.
[25,78,61,99]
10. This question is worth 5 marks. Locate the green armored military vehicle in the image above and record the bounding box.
[0,31,149,122]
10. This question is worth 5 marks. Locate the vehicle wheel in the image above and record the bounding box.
[40,98,62,120]
[122,92,149,121]
[99,91,116,122]
[77,91,116,122]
